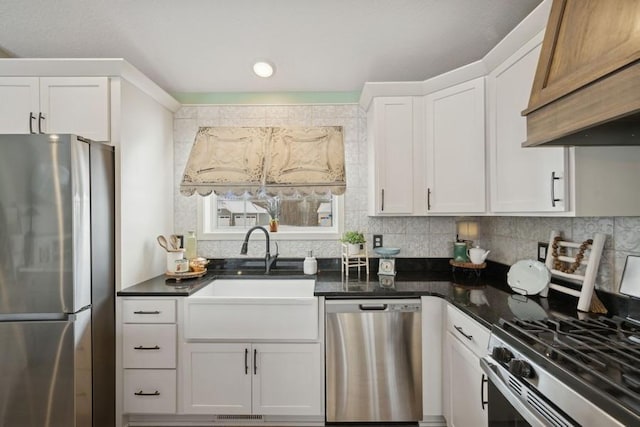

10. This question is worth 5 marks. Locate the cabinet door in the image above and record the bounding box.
[0,77,39,133]
[182,343,252,414]
[425,78,485,213]
[39,77,110,141]
[252,343,322,416]
[368,97,421,215]
[488,34,567,212]
[446,332,487,427]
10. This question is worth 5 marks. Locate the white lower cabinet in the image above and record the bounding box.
[443,304,489,427]
[445,332,487,427]
[120,298,178,416]
[123,369,177,414]
[182,342,322,417]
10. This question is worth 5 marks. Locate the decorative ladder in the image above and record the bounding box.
[540,230,607,313]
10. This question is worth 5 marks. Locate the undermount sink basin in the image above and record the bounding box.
[191,278,315,298]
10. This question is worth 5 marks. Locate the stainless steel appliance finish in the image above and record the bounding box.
[482,318,637,427]
[0,135,115,427]
[325,299,422,423]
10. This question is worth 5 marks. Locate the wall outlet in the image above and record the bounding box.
[373,234,383,248]
[537,242,549,262]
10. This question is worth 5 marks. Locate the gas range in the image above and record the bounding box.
[482,316,640,427]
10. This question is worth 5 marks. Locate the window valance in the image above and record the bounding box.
[180,126,346,197]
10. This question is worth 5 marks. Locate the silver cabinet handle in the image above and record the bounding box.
[381,189,385,211]
[133,310,160,315]
[550,172,561,207]
[134,345,160,350]
[454,325,473,341]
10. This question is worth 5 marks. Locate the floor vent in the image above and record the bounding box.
[215,414,263,421]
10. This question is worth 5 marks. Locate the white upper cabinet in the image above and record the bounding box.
[0,76,109,141]
[425,77,486,213]
[367,96,425,215]
[487,33,568,213]
[0,77,39,133]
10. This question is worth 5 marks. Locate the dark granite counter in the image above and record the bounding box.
[117,258,605,329]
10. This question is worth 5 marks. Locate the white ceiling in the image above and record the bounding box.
[0,0,543,95]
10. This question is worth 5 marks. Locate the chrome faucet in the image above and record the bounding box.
[240,225,278,274]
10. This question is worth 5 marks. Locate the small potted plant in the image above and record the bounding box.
[266,197,280,232]
[341,231,366,255]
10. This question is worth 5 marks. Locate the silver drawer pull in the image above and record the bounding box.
[133,310,160,315]
[454,325,473,341]
[134,345,160,350]
[134,390,160,396]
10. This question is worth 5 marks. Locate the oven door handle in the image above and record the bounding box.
[480,358,552,427]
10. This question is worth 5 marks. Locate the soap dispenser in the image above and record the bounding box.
[304,250,317,275]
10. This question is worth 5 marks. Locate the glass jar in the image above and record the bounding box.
[184,231,197,260]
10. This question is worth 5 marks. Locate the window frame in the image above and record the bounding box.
[197,193,345,240]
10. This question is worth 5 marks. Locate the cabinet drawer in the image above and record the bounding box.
[446,304,490,357]
[123,324,176,368]
[123,369,176,414]
[122,299,176,323]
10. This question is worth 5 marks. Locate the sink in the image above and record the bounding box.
[191,278,315,298]
[184,278,318,341]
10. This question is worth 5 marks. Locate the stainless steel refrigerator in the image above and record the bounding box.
[0,134,115,427]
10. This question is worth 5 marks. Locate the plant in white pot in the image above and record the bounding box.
[341,231,366,255]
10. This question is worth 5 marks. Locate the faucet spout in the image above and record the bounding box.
[240,225,278,274]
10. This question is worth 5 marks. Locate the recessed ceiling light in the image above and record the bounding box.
[253,61,275,78]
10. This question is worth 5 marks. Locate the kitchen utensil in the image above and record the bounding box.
[507,259,550,296]
[157,235,170,252]
[467,246,490,264]
[169,234,182,250]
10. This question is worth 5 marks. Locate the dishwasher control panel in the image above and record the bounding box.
[388,302,421,312]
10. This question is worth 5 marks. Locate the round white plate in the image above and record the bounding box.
[507,259,550,296]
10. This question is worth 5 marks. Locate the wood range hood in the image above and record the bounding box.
[522,0,640,147]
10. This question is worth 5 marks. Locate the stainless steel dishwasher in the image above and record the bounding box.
[325,299,422,423]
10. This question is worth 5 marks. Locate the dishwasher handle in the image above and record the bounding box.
[359,303,388,311]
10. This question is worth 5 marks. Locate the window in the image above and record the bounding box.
[198,193,344,240]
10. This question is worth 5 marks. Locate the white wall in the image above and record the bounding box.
[117,79,174,289]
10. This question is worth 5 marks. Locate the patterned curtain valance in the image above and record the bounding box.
[180,126,345,197]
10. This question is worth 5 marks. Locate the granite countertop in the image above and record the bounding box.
[117,258,593,329]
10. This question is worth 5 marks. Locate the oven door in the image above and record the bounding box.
[480,358,579,427]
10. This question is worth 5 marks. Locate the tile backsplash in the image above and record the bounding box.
[173,103,640,294]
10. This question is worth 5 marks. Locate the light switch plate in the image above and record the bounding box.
[537,242,548,262]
